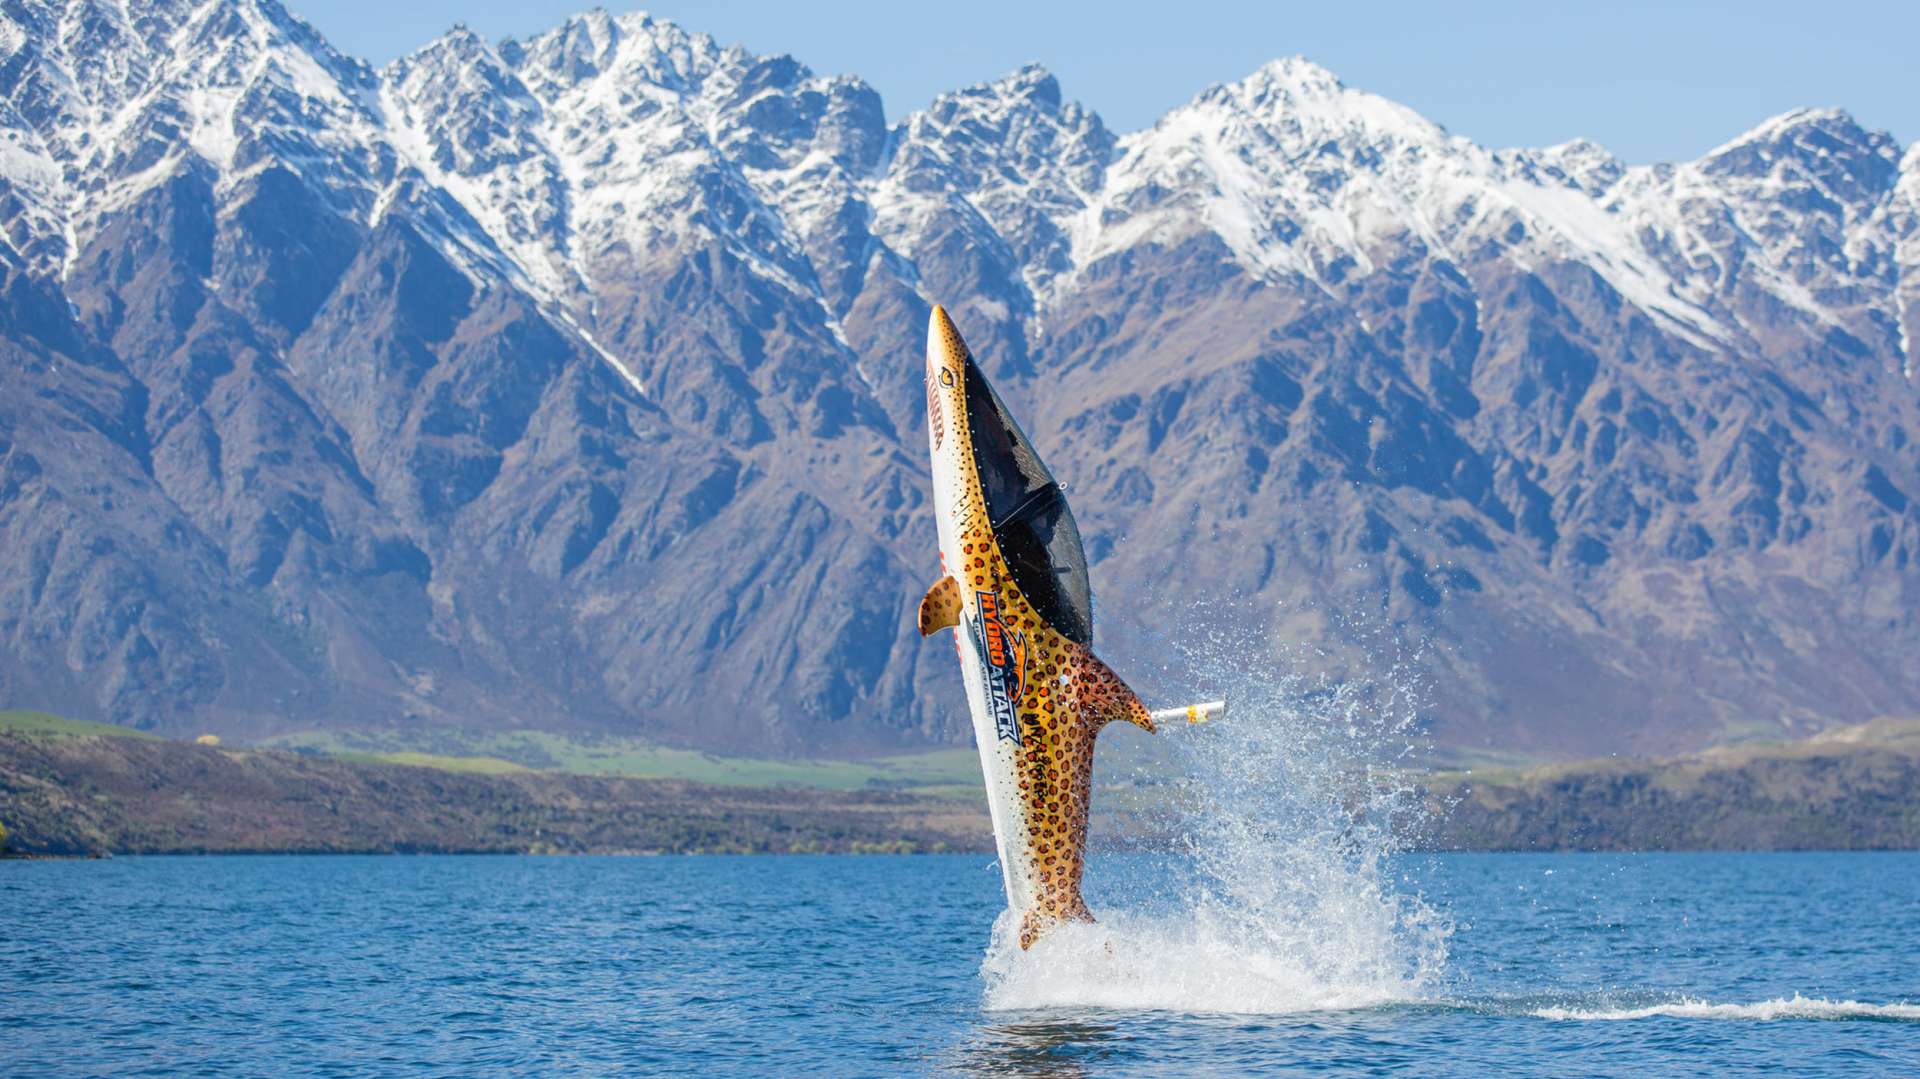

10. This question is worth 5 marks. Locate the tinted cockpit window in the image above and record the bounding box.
[963,357,1094,644]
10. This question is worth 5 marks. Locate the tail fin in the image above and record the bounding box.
[1018,899,1095,950]
[1062,644,1156,734]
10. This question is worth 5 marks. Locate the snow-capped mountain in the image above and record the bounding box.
[1,0,1915,758]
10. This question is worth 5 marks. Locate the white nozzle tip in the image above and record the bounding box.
[1150,700,1227,726]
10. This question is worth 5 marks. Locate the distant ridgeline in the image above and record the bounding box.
[0,2,1917,761]
[2,712,1917,855]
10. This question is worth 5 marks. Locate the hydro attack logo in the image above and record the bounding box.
[969,590,1026,745]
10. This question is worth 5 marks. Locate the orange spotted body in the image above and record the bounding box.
[917,306,1156,949]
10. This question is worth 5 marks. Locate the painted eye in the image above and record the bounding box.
[939,368,954,387]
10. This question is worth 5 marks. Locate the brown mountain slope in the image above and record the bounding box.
[0,3,1914,758]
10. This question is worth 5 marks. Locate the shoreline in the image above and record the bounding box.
[6,718,1919,859]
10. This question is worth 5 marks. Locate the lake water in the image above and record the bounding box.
[4,851,1918,1076]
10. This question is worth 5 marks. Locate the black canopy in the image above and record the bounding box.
[963,357,1094,645]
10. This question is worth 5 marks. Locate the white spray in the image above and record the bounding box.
[981,617,1451,1014]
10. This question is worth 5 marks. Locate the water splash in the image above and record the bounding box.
[981,618,1450,1013]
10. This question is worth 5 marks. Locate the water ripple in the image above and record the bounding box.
[2,853,1917,1076]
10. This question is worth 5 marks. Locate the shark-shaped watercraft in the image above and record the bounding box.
[916,305,1223,949]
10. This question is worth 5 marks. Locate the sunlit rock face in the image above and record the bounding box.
[0,1,1915,757]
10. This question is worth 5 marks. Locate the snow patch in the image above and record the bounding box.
[5,2,1912,400]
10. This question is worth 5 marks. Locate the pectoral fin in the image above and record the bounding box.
[1064,644,1156,734]
[917,575,962,637]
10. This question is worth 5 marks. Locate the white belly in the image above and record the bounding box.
[930,454,1038,915]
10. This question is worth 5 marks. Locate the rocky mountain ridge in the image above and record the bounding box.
[1,0,1915,757]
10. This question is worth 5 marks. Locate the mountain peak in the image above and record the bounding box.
[503,7,730,97]
[1528,137,1626,193]
[1245,54,1344,94]
[436,22,487,50]
[556,5,621,39]
[1169,54,1447,153]
[915,62,1068,119]
[1702,106,1901,202]
[1721,106,1857,143]
[986,62,1060,105]
[388,21,496,74]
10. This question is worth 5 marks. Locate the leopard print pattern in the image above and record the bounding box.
[917,575,961,636]
[1015,639,1156,948]
[927,306,1156,950]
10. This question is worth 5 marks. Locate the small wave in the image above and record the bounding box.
[1531,995,1920,1022]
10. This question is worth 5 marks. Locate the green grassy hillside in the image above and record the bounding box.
[258,727,983,793]
[0,710,160,740]
[0,732,990,857]
[0,709,981,794]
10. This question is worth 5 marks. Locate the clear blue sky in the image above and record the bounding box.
[290,0,1917,163]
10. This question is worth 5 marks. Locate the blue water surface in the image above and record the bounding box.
[4,852,1918,1076]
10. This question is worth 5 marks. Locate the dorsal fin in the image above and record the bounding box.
[917,575,962,637]
[1062,643,1156,734]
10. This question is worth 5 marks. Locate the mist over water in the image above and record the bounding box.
[982,619,1450,1013]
